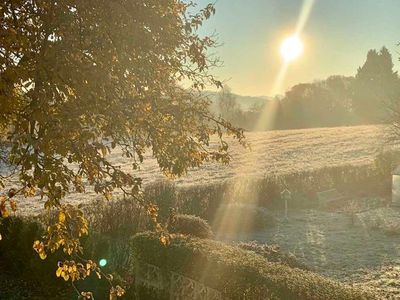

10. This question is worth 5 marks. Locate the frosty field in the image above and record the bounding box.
[6,124,390,214]
[114,124,389,185]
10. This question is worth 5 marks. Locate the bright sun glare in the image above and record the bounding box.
[280,36,304,62]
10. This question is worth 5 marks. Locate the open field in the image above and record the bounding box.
[132,124,389,186]
[5,124,391,215]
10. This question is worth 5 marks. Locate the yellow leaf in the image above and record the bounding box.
[104,192,112,201]
[62,273,70,281]
[58,211,66,223]
[109,291,117,300]
[56,267,63,277]
[39,251,47,260]
[2,208,9,218]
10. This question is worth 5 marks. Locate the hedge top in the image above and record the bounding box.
[131,232,376,300]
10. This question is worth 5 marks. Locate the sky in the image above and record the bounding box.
[196,0,400,97]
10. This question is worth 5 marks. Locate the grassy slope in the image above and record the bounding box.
[11,124,389,214]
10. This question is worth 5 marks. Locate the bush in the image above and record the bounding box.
[131,232,376,300]
[0,217,127,299]
[84,198,149,236]
[169,214,213,239]
[0,217,71,297]
[235,241,309,270]
[144,181,177,222]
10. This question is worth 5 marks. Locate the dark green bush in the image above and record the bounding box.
[169,214,213,239]
[0,217,124,300]
[0,217,71,297]
[131,232,376,300]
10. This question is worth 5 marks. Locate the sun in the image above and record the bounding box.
[280,35,304,62]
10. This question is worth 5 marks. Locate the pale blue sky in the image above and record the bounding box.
[196,0,400,96]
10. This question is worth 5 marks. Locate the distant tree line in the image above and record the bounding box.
[217,47,400,130]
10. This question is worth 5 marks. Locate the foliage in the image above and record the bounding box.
[169,214,213,239]
[0,216,128,299]
[217,86,244,125]
[0,217,71,294]
[84,198,148,237]
[235,240,309,270]
[217,47,400,130]
[0,0,244,297]
[353,47,400,123]
[0,0,243,206]
[275,75,356,130]
[143,181,178,223]
[374,149,400,177]
[131,232,376,300]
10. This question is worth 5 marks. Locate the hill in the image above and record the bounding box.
[10,124,391,215]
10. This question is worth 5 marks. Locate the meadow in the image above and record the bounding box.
[11,124,390,215]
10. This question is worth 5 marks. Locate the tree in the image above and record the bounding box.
[0,0,244,296]
[352,47,399,123]
[217,86,240,120]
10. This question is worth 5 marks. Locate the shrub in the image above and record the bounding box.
[0,217,71,297]
[374,149,400,177]
[235,241,309,270]
[169,214,213,239]
[84,198,149,236]
[0,217,126,299]
[130,232,376,300]
[144,181,177,222]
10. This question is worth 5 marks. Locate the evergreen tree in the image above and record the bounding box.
[352,47,399,123]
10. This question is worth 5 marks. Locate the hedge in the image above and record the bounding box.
[0,217,124,299]
[169,214,214,239]
[147,151,400,224]
[0,217,72,298]
[130,232,376,300]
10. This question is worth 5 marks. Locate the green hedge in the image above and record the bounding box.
[148,151,400,223]
[0,217,123,300]
[131,232,376,300]
[169,214,214,239]
[0,217,71,298]
[235,241,309,271]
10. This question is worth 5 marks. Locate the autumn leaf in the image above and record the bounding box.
[58,211,66,223]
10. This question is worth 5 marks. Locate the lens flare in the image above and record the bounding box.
[99,259,107,267]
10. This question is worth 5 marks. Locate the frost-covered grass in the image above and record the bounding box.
[7,124,389,215]
[220,207,400,298]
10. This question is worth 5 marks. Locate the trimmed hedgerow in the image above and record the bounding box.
[154,150,400,223]
[169,214,213,239]
[235,241,309,271]
[131,232,376,300]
